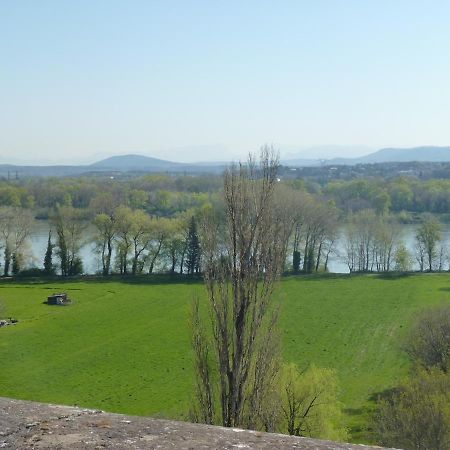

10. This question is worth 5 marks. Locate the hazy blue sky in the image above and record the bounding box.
[2,1,450,163]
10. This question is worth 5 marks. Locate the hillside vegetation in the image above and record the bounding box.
[1,274,449,441]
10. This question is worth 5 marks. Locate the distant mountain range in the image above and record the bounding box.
[282,146,450,166]
[0,154,226,178]
[1,147,450,178]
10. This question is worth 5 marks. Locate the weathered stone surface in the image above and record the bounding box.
[0,397,389,449]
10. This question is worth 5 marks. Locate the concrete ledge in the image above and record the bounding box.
[0,397,387,449]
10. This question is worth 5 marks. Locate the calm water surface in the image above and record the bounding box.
[27,221,450,275]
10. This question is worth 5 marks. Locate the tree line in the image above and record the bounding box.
[4,169,450,218]
[0,191,449,277]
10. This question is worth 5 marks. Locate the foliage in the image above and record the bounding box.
[415,215,442,272]
[278,363,348,441]
[69,257,84,276]
[394,242,413,272]
[15,267,48,278]
[375,369,450,450]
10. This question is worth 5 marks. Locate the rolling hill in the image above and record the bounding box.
[90,154,187,170]
[348,146,450,164]
[2,147,450,177]
[284,146,450,166]
[0,154,225,177]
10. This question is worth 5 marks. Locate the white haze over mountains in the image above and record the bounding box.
[280,145,374,161]
[0,144,375,166]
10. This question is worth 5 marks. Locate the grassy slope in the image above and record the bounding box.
[0,274,449,441]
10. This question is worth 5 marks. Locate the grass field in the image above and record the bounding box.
[1,273,449,442]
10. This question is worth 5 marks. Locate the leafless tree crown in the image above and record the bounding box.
[192,146,290,429]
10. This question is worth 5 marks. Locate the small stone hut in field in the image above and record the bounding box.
[46,293,71,305]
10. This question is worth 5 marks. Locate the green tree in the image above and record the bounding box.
[93,213,116,276]
[146,217,171,274]
[129,209,152,275]
[415,215,442,272]
[163,217,187,274]
[394,242,412,272]
[279,364,347,441]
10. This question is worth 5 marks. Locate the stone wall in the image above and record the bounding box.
[0,397,389,449]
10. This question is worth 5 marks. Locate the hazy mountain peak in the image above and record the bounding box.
[91,154,183,169]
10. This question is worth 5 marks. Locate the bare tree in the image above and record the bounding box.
[91,193,120,276]
[0,207,34,276]
[286,191,338,274]
[404,304,450,373]
[344,210,379,272]
[373,216,401,272]
[93,213,117,275]
[114,206,134,274]
[192,147,291,429]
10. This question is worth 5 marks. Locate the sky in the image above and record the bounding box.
[2,1,450,164]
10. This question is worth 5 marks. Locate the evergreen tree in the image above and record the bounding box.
[44,230,55,275]
[12,252,21,275]
[186,216,201,275]
[292,250,301,273]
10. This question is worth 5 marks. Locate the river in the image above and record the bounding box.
[25,221,450,275]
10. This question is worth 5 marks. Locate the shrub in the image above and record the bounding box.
[404,304,450,373]
[375,369,450,450]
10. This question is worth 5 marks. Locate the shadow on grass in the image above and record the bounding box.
[368,386,402,403]
[343,407,366,416]
[1,270,430,288]
[285,271,422,282]
[375,272,415,280]
[343,405,378,443]
[0,273,204,287]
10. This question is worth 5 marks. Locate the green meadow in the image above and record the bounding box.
[1,273,449,442]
